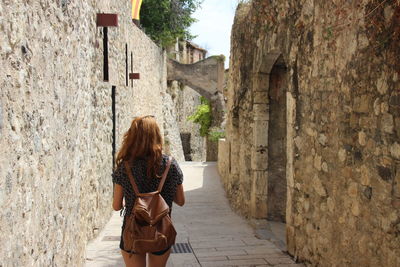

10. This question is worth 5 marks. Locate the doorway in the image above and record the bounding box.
[267,57,287,222]
[180,133,192,161]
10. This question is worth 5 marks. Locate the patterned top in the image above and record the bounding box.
[112,154,183,216]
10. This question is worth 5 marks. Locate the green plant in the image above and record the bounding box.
[140,0,202,47]
[209,130,225,142]
[187,97,212,136]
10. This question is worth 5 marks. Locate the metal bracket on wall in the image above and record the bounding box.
[96,13,118,27]
[129,73,140,80]
[96,13,118,81]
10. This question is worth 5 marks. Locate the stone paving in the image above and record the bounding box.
[85,162,304,267]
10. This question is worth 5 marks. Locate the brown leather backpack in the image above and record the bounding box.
[122,157,177,255]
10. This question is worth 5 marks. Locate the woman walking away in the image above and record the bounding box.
[112,116,185,267]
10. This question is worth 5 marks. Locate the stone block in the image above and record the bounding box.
[254,91,269,104]
[338,148,347,162]
[353,95,371,113]
[390,142,400,160]
[321,162,328,172]
[251,194,268,219]
[384,5,395,23]
[253,72,270,92]
[358,131,367,146]
[312,175,326,196]
[318,134,327,146]
[251,149,268,170]
[253,103,269,117]
[252,171,268,192]
[347,182,358,198]
[381,113,394,134]
[376,73,388,94]
[294,136,304,150]
[360,165,371,186]
[374,98,381,115]
[253,120,269,147]
[305,127,317,137]
[313,154,322,171]
[381,101,390,113]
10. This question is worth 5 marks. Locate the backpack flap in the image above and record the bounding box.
[134,193,170,225]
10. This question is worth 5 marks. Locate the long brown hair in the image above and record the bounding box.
[115,116,163,178]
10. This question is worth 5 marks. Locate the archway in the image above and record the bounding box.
[167,57,226,161]
[250,52,289,250]
[267,57,287,222]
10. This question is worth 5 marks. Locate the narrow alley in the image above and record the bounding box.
[2,1,399,266]
[85,162,303,267]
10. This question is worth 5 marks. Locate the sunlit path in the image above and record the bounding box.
[85,162,303,266]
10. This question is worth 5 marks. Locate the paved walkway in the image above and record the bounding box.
[85,162,303,267]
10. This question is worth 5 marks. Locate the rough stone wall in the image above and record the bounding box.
[0,1,183,266]
[220,1,400,266]
[168,81,205,161]
[162,87,186,162]
[219,2,255,214]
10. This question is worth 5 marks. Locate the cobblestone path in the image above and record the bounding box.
[85,162,304,267]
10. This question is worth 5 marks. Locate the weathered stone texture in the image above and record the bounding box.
[0,1,182,266]
[220,1,400,266]
[168,81,205,161]
[162,88,185,162]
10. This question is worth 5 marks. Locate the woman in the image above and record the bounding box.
[112,116,185,267]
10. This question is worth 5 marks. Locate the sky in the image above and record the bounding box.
[189,0,239,69]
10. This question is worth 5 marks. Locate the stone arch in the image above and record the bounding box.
[250,52,288,223]
[167,57,226,161]
[167,57,225,126]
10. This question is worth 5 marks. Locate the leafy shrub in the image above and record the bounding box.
[187,97,212,136]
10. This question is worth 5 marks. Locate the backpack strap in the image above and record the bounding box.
[157,157,172,192]
[124,161,140,195]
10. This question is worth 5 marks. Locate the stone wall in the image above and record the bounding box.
[168,81,205,161]
[0,1,183,266]
[220,1,400,266]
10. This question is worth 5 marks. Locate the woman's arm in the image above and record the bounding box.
[173,184,185,206]
[112,184,124,211]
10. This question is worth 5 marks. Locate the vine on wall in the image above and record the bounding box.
[187,96,212,137]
